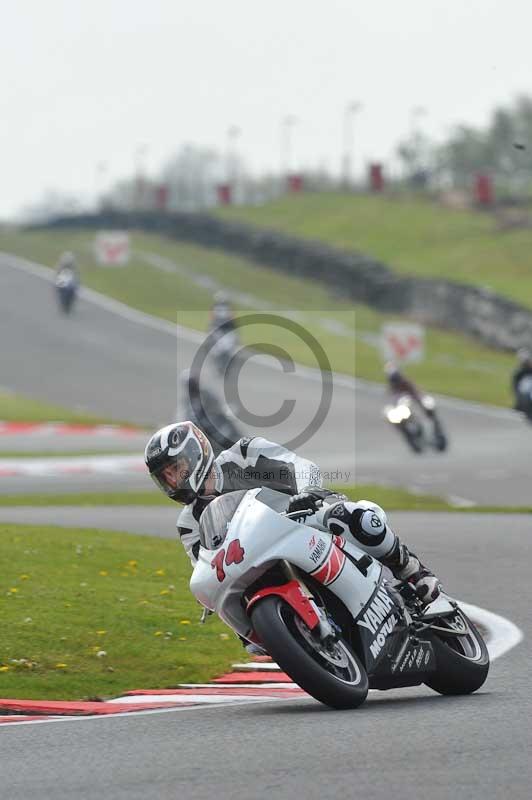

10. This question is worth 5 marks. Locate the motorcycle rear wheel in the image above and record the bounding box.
[424,610,489,695]
[251,595,368,709]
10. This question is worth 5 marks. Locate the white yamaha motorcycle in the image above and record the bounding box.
[190,489,489,709]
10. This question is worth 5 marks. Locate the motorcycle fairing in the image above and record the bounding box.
[190,488,382,640]
[354,579,437,686]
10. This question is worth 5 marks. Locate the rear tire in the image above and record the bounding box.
[400,423,424,453]
[425,611,489,695]
[251,595,368,709]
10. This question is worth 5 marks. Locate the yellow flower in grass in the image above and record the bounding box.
[154,569,165,576]
[96,630,107,636]
[19,574,30,580]
[179,619,191,625]
[159,589,170,595]
[55,663,68,669]
[0,665,9,672]
[219,633,230,640]
[178,637,187,641]
[127,560,138,569]
[99,570,108,577]
[9,588,18,594]
[154,631,163,636]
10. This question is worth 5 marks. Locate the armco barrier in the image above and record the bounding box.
[35,210,532,351]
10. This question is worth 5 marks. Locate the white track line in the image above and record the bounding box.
[461,601,523,660]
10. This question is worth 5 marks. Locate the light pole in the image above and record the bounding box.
[94,161,108,210]
[342,101,363,189]
[226,125,241,185]
[281,115,298,182]
[134,144,149,208]
[407,106,428,182]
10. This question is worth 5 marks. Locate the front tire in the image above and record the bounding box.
[251,595,368,710]
[425,610,489,695]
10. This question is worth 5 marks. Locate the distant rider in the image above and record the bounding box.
[209,292,237,337]
[55,251,79,287]
[178,369,241,456]
[385,362,433,417]
[512,348,532,411]
[145,422,442,651]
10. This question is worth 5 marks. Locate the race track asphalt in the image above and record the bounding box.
[0,511,529,800]
[1,252,531,505]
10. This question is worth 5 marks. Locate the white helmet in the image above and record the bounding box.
[144,421,214,504]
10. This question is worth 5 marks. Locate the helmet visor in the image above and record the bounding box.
[151,436,204,503]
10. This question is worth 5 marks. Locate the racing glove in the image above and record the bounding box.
[287,488,339,517]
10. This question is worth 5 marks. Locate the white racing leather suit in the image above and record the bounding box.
[177,436,439,602]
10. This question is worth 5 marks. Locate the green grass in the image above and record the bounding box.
[217,192,532,310]
[0,227,516,407]
[0,485,528,513]
[0,391,116,424]
[0,523,243,700]
[0,450,142,458]
[0,485,450,510]
[0,490,167,507]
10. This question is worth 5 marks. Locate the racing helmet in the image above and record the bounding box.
[59,251,76,269]
[144,421,214,504]
[384,361,402,385]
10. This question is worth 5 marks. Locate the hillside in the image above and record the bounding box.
[217,192,532,310]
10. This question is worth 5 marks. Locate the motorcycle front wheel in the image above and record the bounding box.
[424,610,489,695]
[251,595,368,709]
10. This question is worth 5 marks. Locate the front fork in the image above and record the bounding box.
[281,560,339,645]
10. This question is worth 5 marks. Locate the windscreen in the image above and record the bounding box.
[198,490,249,550]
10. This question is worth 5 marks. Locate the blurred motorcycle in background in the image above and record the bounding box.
[55,267,78,314]
[384,394,448,453]
[178,369,242,457]
[514,374,532,422]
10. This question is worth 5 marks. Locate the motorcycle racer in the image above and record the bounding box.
[512,348,532,411]
[145,422,442,611]
[384,362,431,415]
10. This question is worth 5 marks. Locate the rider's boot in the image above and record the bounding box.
[382,539,441,605]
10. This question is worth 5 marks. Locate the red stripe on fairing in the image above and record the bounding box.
[310,544,346,586]
[309,541,333,584]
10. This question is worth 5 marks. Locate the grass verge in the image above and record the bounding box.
[0,523,243,700]
[0,391,116,425]
[0,487,529,513]
[0,485,450,510]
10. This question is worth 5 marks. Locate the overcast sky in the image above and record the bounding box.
[1,0,530,218]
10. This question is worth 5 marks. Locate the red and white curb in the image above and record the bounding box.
[0,662,304,725]
[0,422,142,437]
[0,603,523,727]
[0,454,145,479]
